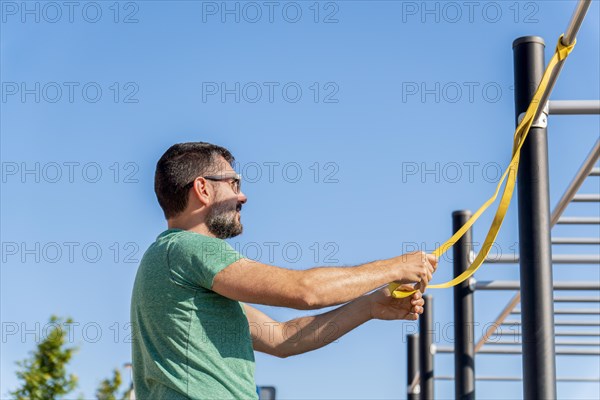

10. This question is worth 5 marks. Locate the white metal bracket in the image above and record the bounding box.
[517,101,549,129]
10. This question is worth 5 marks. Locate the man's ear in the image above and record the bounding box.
[192,177,211,207]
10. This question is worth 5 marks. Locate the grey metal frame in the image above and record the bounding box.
[405,1,597,398]
[511,8,593,392]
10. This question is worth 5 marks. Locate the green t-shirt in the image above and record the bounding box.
[130,228,258,400]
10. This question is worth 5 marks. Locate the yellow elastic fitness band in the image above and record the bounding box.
[389,35,576,299]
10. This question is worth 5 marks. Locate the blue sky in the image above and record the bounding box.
[1,0,599,399]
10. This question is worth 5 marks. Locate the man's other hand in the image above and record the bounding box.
[367,285,424,321]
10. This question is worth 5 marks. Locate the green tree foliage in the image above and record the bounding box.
[96,369,122,400]
[96,368,134,400]
[10,314,133,400]
[10,316,78,400]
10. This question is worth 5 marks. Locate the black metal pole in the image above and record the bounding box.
[419,295,434,399]
[512,36,557,399]
[407,334,420,400]
[453,210,475,400]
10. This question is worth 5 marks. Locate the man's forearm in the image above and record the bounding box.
[300,258,398,308]
[277,295,373,358]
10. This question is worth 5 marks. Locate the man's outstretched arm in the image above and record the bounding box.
[243,285,424,358]
[212,251,437,310]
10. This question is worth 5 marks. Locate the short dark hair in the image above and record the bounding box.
[154,142,235,219]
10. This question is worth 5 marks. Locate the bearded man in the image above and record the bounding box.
[130,142,437,399]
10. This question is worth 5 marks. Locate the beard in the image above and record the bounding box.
[206,201,243,239]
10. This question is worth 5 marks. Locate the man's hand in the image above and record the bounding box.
[393,251,438,291]
[367,285,425,321]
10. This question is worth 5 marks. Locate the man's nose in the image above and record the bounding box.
[238,191,248,204]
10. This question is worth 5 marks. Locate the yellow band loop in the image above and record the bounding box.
[556,34,576,60]
[388,34,576,299]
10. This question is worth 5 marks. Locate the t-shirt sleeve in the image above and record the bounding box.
[167,232,244,290]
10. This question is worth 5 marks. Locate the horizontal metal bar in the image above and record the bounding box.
[492,329,600,337]
[484,255,521,263]
[436,376,600,382]
[591,168,600,177]
[436,346,600,355]
[552,237,600,245]
[555,254,600,263]
[484,254,599,264]
[488,339,600,346]
[555,331,600,337]
[555,377,599,382]
[572,194,600,202]
[557,217,600,225]
[503,320,600,327]
[548,100,600,115]
[554,309,600,315]
[511,309,600,315]
[554,296,600,303]
[475,281,600,291]
[507,347,600,355]
[436,376,522,382]
[556,340,599,346]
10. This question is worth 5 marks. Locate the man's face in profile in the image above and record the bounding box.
[205,157,245,239]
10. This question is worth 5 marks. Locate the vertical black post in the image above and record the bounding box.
[419,295,434,399]
[453,210,475,400]
[407,334,420,400]
[512,36,557,399]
